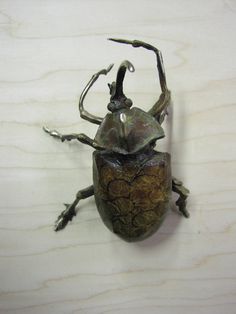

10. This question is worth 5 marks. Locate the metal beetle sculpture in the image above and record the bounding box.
[43,38,190,242]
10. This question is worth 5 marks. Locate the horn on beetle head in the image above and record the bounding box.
[108,60,135,112]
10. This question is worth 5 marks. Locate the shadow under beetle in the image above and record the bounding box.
[43,38,190,242]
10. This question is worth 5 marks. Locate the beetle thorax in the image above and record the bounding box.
[94,107,165,155]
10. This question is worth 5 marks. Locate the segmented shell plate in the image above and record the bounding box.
[94,107,165,154]
[93,150,171,241]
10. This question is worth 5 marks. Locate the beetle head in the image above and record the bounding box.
[107,60,134,113]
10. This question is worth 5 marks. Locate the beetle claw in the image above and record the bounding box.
[97,64,114,76]
[108,38,134,45]
[180,206,190,218]
[54,217,67,231]
[43,125,50,133]
[54,204,76,231]
[43,126,63,140]
[106,63,114,73]
[108,38,141,48]
[176,198,190,219]
[108,38,158,52]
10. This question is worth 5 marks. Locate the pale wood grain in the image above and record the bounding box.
[0,0,236,313]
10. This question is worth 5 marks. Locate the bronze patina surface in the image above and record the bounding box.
[93,148,171,241]
[94,107,164,154]
[43,38,190,240]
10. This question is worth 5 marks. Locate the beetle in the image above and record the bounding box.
[43,38,190,242]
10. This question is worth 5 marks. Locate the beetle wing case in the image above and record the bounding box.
[93,149,171,242]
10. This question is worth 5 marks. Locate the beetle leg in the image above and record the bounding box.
[149,89,171,125]
[79,63,114,125]
[54,185,94,231]
[43,126,103,150]
[172,177,190,218]
[108,38,171,124]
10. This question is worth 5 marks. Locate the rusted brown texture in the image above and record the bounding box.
[93,149,171,242]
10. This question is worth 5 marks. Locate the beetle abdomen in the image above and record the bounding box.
[93,149,171,242]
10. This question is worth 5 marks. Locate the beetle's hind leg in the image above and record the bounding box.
[172,177,190,218]
[54,185,94,231]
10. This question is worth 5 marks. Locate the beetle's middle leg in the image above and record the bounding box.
[43,126,103,150]
[172,177,190,218]
[54,185,94,231]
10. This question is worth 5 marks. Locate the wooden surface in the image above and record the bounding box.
[0,1,236,313]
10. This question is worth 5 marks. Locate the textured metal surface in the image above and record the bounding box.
[94,107,165,154]
[93,149,171,242]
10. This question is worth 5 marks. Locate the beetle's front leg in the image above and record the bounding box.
[43,126,103,150]
[79,63,114,125]
[55,185,94,231]
[109,38,171,124]
[172,177,190,218]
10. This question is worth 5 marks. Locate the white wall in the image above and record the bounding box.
[0,1,236,313]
